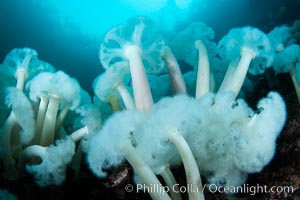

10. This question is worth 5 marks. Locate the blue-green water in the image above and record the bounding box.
[0,0,299,94]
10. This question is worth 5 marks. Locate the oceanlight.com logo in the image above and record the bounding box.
[207,184,296,196]
[125,183,296,196]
